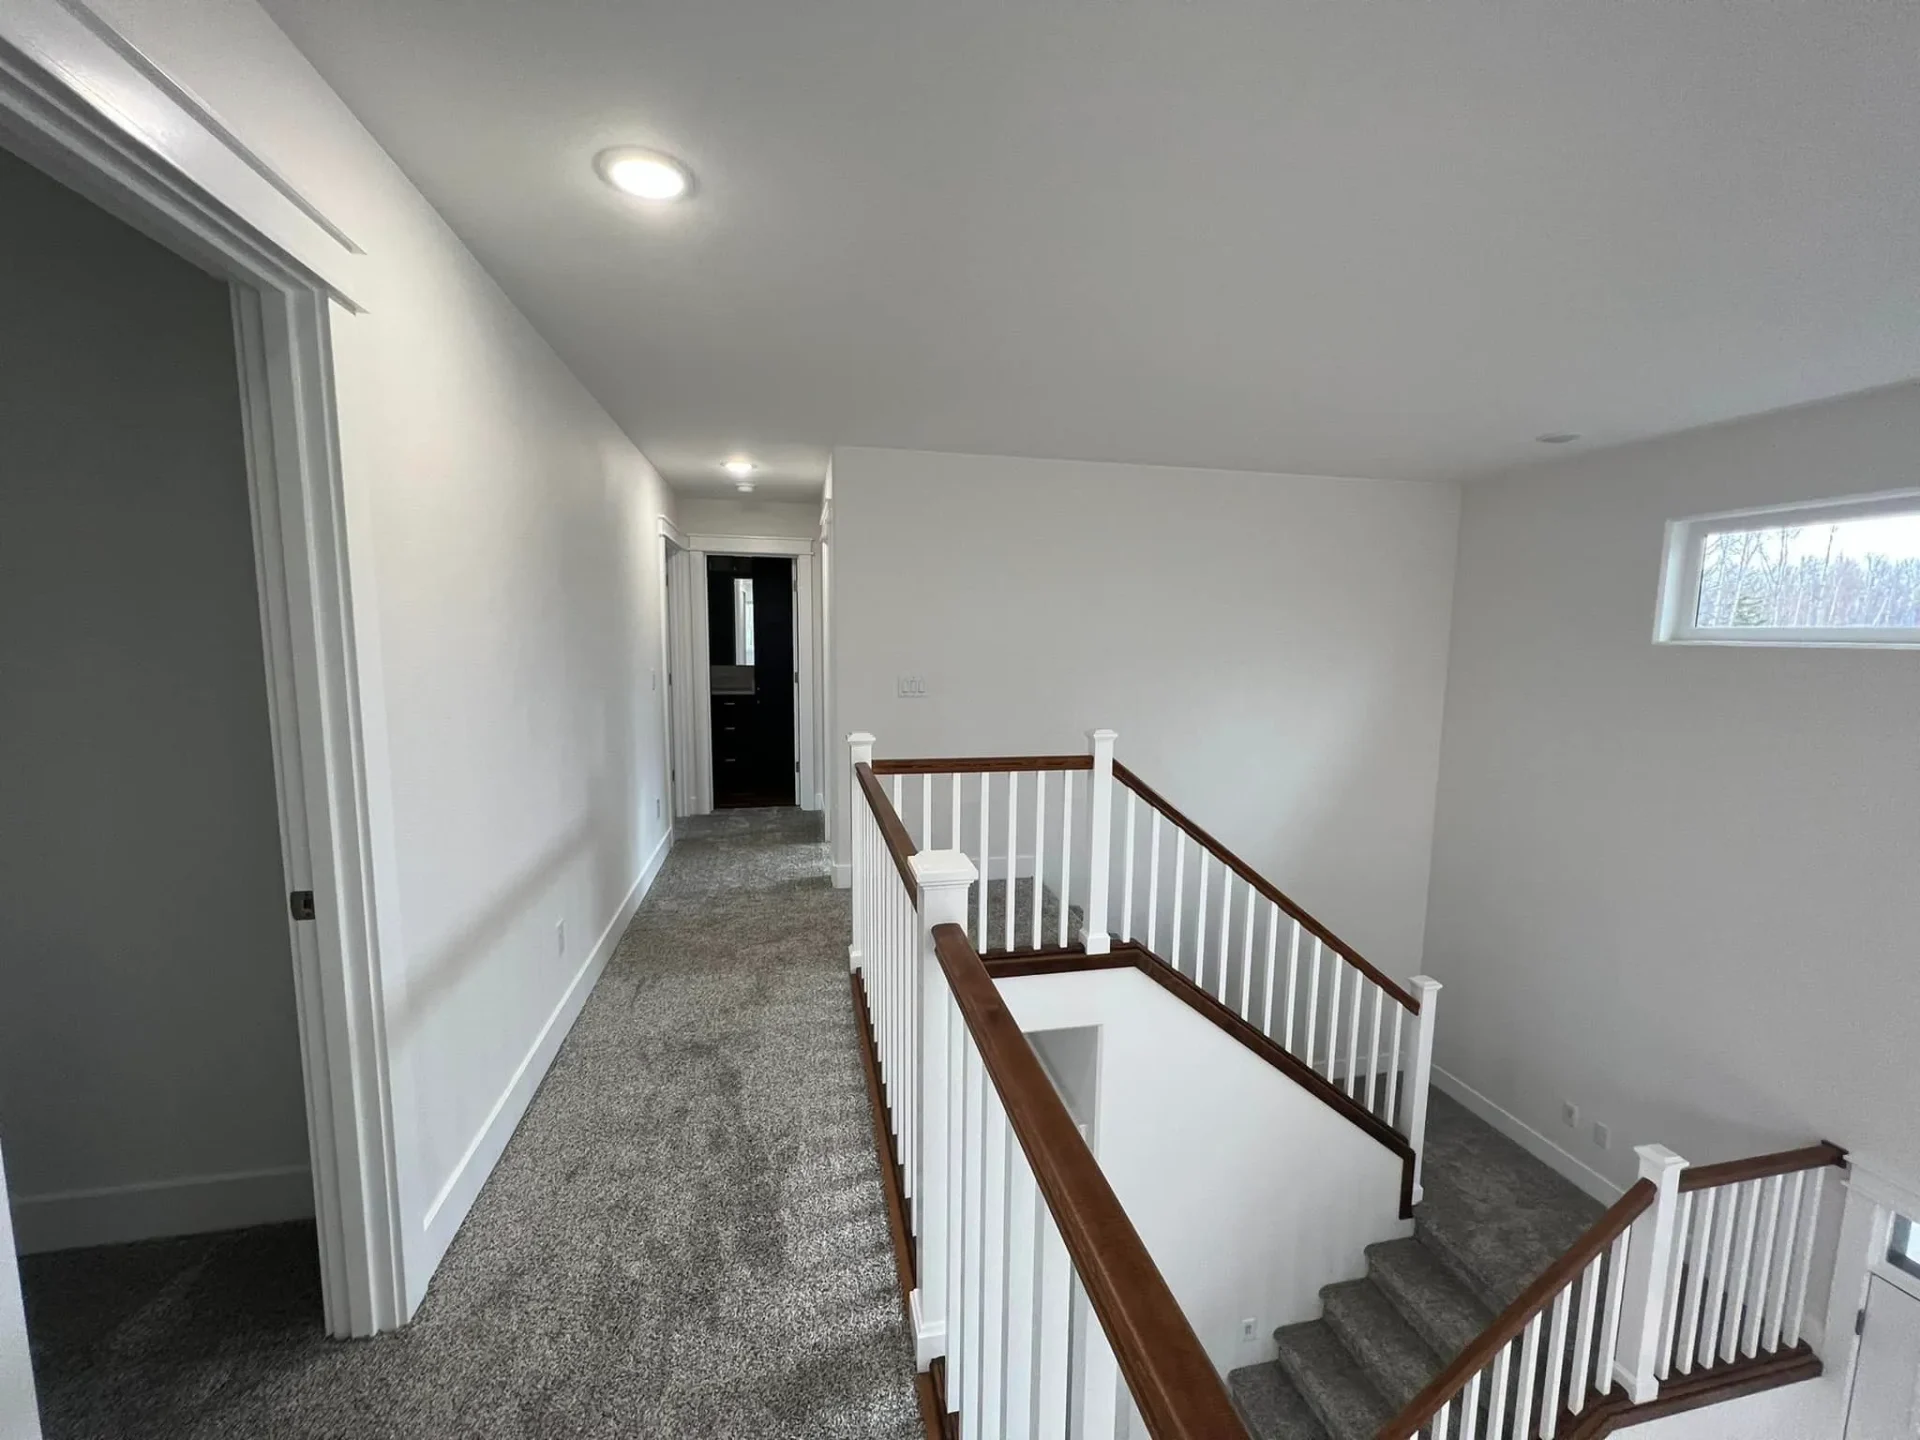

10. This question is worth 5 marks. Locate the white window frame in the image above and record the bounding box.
[1654,489,1920,649]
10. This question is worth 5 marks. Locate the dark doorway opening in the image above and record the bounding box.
[706,555,796,807]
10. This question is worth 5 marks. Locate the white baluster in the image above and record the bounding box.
[1613,1145,1686,1402]
[1721,1182,1760,1364]
[1344,977,1365,1100]
[1569,1254,1602,1411]
[1238,881,1255,1018]
[1323,950,1342,1082]
[1598,1228,1632,1393]
[1763,1174,1806,1352]
[946,995,965,1382]
[849,733,875,972]
[1169,829,1187,974]
[1783,1170,1824,1347]
[1283,920,1302,1054]
[1433,1398,1451,1440]
[951,772,962,851]
[1459,1370,1483,1440]
[1118,786,1136,945]
[912,850,976,1369]
[1033,1210,1072,1440]
[1192,850,1210,990]
[981,1094,1010,1439]
[977,772,991,949]
[1002,1152,1040,1440]
[1385,1002,1405,1129]
[1658,1192,1693,1380]
[1058,770,1074,949]
[1078,1292,1123,1440]
[922,772,932,849]
[1699,1187,1737,1367]
[1261,902,1280,1037]
[1004,772,1019,954]
[891,772,901,812]
[1486,1340,1513,1437]
[1144,810,1161,955]
[1405,977,1442,1204]
[1743,1176,1785,1357]
[1303,940,1322,1070]
[1676,1189,1715,1374]
[1217,869,1234,1006]
[1513,1310,1543,1438]
[1541,1284,1572,1438]
[1365,986,1384,1118]
[1078,730,1113,952]
[1030,770,1047,953]
[962,1036,986,1420]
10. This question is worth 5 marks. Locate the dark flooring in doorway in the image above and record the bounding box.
[18,807,920,1439]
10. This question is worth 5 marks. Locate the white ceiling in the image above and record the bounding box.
[259,0,1920,496]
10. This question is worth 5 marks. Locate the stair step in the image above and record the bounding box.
[1273,1321,1394,1440]
[1228,1361,1332,1440]
[1367,1236,1496,1364]
[1320,1279,1444,1411]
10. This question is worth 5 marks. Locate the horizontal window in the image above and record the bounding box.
[1656,493,1920,647]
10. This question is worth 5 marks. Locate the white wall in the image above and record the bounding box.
[997,968,1410,1372]
[831,447,1461,974]
[1424,382,1920,1196]
[68,0,679,1309]
[677,495,820,540]
[0,146,311,1252]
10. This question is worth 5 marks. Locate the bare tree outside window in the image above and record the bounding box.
[1694,511,1920,630]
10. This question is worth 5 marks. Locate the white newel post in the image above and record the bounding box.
[911,848,977,1371]
[1614,1145,1688,1404]
[847,732,875,974]
[1083,729,1117,955]
[1404,976,1442,1205]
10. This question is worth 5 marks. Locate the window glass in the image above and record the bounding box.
[1694,510,1920,631]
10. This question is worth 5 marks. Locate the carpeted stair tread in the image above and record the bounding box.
[1366,1236,1497,1363]
[1228,1361,1332,1440]
[1413,1090,1606,1313]
[1319,1279,1444,1411]
[1273,1321,1394,1440]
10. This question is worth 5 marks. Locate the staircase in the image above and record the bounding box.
[1231,1090,1604,1440]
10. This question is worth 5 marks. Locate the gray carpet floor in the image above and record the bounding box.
[19,807,920,1439]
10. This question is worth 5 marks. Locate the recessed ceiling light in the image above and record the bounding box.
[723,458,756,478]
[1536,433,1581,445]
[595,147,692,201]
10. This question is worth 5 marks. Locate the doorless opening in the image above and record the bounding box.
[0,139,326,1407]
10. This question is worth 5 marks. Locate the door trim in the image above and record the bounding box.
[0,4,405,1338]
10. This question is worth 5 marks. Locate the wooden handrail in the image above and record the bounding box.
[933,922,1249,1439]
[1678,1141,1846,1193]
[1379,1179,1659,1440]
[1111,761,1419,1014]
[856,761,920,895]
[872,754,1093,774]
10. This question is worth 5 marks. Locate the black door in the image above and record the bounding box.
[707,554,796,807]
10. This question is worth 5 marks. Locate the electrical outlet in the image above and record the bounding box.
[896,673,929,699]
[555,920,567,958]
[655,796,663,820]
[1593,1120,1612,1150]
[1240,1318,1258,1343]
[1563,1101,1580,1129]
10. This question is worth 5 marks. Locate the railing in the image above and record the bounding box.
[1381,1142,1846,1440]
[1108,761,1442,1198]
[848,735,1247,1438]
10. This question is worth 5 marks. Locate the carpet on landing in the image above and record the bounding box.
[19,807,920,1439]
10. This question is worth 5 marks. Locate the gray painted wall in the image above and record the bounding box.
[0,146,311,1251]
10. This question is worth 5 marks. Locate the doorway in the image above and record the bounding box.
[0,138,326,1419]
[1845,1264,1920,1437]
[706,555,798,807]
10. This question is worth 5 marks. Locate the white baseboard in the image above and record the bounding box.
[1431,1065,1623,1204]
[419,825,674,1266]
[831,861,851,889]
[11,1165,314,1253]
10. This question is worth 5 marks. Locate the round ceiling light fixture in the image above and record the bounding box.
[1536,432,1581,445]
[723,458,756,478]
[595,147,693,201]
